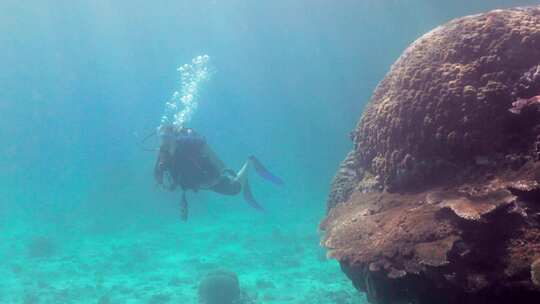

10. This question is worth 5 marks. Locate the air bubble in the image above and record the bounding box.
[159,55,213,131]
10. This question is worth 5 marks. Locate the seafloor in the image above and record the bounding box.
[1,209,365,303]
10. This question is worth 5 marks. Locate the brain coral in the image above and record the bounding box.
[323,6,540,304]
[347,7,540,192]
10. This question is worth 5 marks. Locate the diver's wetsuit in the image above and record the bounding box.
[154,127,283,221]
[154,128,241,195]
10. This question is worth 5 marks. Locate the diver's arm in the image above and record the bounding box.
[154,147,169,185]
[154,157,165,185]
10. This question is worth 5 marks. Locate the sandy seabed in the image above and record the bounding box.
[1,207,366,304]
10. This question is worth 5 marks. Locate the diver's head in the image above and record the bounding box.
[178,127,195,136]
[158,125,198,145]
[158,124,177,147]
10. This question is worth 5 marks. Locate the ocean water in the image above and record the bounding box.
[1,1,538,303]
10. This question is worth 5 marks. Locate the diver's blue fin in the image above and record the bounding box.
[249,156,284,186]
[243,179,265,211]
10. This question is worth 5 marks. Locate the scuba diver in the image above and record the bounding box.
[153,125,284,221]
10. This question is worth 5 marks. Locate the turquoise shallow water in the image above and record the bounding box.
[1,0,539,303]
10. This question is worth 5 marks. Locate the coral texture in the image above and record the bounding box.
[322,6,540,304]
[533,259,540,286]
[198,270,240,304]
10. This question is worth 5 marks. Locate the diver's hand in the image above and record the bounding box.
[154,160,166,185]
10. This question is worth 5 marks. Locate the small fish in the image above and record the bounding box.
[509,95,540,114]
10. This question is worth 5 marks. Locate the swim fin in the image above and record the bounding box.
[180,192,189,221]
[249,156,284,186]
[243,179,264,211]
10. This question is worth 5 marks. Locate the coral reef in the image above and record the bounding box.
[533,259,540,286]
[198,270,241,304]
[322,6,540,304]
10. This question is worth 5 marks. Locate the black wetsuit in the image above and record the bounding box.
[154,128,241,195]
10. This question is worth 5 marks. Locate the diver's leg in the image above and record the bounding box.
[233,156,284,186]
[209,173,263,211]
[210,156,282,212]
[233,159,252,185]
[211,176,242,196]
[232,160,260,209]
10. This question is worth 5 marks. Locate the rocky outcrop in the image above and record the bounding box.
[322,6,540,304]
[198,270,254,304]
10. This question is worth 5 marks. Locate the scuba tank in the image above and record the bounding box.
[159,127,221,192]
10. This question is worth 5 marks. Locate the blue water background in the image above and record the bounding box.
[0,0,538,302]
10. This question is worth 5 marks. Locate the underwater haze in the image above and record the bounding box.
[1,0,538,303]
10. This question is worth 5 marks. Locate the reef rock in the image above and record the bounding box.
[198,270,255,304]
[198,270,240,304]
[321,6,540,304]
